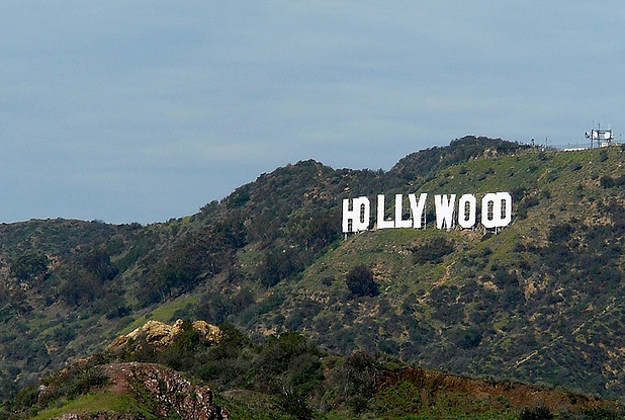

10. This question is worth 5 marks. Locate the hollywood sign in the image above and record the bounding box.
[342,192,512,233]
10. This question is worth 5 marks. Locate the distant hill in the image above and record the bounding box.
[1,136,625,407]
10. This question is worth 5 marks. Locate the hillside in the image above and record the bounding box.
[1,136,625,407]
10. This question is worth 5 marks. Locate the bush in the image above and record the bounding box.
[38,364,107,407]
[259,248,302,288]
[548,223,573,242]
[518,405,553,420]
[345,265,379,297]
[58,267,103,307]
[455,328,482,349]
[328,351,381,414]
[79,247,118,281]
[569,161,582,171]
[277,387,315,420]
[413,237,454,264]
[576,406,624,419]
[371,380,422,417]
[159,320,201,371]
[600,175,616,188]
[12,385,39,412]
[195,323,254,389]
[599,150,609,162]
[11,252,49,281]
[254,331,323,396]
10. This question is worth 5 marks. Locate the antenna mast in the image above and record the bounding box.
[585,122,614,148]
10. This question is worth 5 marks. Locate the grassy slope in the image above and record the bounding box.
[30,392,157,420]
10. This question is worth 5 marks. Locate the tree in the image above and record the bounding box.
[329,351,381,414]
[345,265,379,297]
[11,252,49,282]
[80,247,118,281]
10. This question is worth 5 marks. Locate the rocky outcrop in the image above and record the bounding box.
[51,362,228,420]
[107,319,221,352]
[44,320,225,419]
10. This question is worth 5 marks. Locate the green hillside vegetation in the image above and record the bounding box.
[1,136,625,412]
[5,321,622,419]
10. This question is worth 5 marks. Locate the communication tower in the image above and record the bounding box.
[585,123,614,148]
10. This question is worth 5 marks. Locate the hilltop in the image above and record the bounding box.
[1,136,625,409]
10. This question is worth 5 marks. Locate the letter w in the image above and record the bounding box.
[434,194,456,230]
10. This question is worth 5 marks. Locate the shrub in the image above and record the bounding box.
[79,247,118,281]
[518,405,553,420]
[599,150,609,162]
[345,265,379,297]
[12,385,39,412]
[259,248,302,288]
[371,380,422,417]
[278,387,314,420]
[577,406,623,419]
[548,223,573,242]
[455,328,482,349]
[413,237,454,264]
[328,351,382,414]
[11,252,49,281]
[254,331,323,396]
[569,161,582,171]
[600,175,616,188]
[58,267,103,307]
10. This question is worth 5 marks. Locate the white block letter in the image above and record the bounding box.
[409,193,428,229]
[481,192,512,229]
[377,195,395,229]
[435,194,456,230]
[458,194,477,229]
[395,194,412,228]
[342,196,370,233]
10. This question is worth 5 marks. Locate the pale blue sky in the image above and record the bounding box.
[2,1,624,224]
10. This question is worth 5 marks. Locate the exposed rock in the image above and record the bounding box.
[51,362,228,420]
[191,320,222,343]
[107,319,221,352]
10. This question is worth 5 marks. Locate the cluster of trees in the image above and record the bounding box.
[135,216,247,306]
[57,247,119,307]
[10,252,49,282]
[391,135,526,182]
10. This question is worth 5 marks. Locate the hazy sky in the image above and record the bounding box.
[2,1,624,224]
